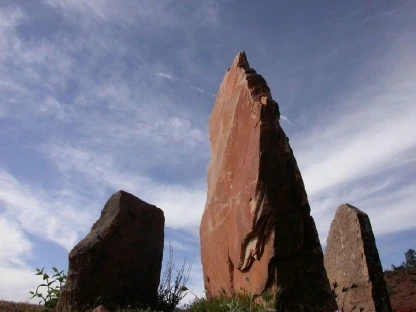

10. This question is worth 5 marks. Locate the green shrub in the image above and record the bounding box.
[29,267,67,311]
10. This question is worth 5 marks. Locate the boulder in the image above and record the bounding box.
[200,51,336,311]
[56,190,164,312]
[324,203,392,312]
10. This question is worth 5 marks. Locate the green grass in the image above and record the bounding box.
[182,293,277,312]
[1,294,278,312]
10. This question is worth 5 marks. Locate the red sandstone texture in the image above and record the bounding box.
[200,52,336,311]
[324,203,392,312]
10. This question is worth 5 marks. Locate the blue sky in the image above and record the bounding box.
[1,0,415,304]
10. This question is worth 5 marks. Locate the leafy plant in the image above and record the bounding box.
[223,297,244,312]
[29,266,67,311]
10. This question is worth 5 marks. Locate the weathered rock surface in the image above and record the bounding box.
[324,203,392,312]
[92,305,111,312]
[200,52,336,311]
[56,190,164,312]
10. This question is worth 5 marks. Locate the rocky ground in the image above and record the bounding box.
[384,268,416,312]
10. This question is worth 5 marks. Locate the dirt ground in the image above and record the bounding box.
[384,268,416,312]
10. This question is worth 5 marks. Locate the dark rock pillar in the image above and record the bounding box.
[56,190,164,311]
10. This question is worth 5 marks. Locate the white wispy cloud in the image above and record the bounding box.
[0,216,44,302]
[0,3,209,256]
[0,2,208,165]
[154,72,174,80]
[190,86,204,94]
[293,22,416,244]
[44,0,223,30]
[280,114,294,126]
[310,175,416,243]
[0,218,32,268]
[0,164,205,300]
[0,6,24,30]
[301,108,415,197]
[0,170,92,251]
[0,6,77,123]
[41,143,206,232]
[154,72,214,97]
[164,240,193,252]
[0,266,39,302]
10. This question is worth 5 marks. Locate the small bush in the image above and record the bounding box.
[156,244,192,312]
[29,267,67,311]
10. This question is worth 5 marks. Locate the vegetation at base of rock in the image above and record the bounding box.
[384,248,416,311]
[27,243,192,312]
[183,293,277,312]
[22,244,415,312]
[23,263,282,312]
[1,294,280,312]
[0,300,44,312]
[390,249,416,272]
[155,244,192,312]
[29,267,67,311]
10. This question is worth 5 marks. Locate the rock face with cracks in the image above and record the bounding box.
[56,190,164,312]
[325,203,392,312]
[200,52,336,311]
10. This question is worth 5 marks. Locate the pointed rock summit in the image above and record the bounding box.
[200,52,336,311]
[232,51,250,68]
[324,203,392,312]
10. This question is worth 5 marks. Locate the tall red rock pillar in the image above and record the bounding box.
[200,52,336,311]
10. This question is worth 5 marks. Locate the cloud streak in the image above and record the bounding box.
[154,72,174,80]
[280,114,295,126]
[289,19,416,244]
[0,170,92,251]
